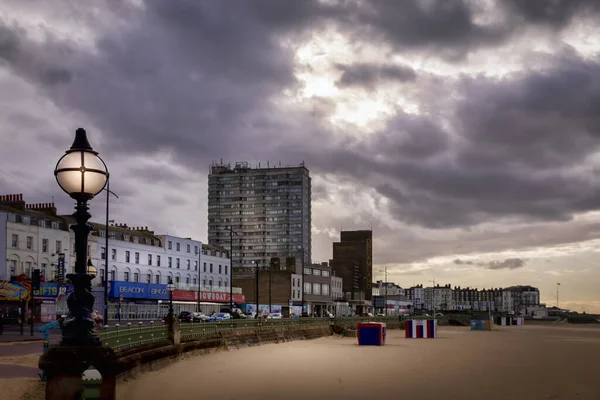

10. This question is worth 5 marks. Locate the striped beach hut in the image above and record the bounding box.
[405,319,437,338]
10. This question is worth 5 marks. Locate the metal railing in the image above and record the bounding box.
[97,315,480,352]
[98,322,169,351]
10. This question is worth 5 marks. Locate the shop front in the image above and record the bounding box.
[107,281,167,320]
[0,280,31,326]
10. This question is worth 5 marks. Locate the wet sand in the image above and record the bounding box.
[118,325,600,400]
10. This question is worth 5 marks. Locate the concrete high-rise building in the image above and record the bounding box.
[207,161,311,272]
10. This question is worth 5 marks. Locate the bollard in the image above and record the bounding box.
[81,367,102,400]
[115,324,120,346]
[150,320,155,341]
[139,321,143,341]
[127,322,132,346]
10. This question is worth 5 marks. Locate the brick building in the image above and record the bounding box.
[329,230,373,314]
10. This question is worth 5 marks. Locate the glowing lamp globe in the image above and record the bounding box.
[167,282,176,292]
[54,128,108,201]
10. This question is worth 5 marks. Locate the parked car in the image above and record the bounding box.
[178,311,194,322]
[208,312,232,322]
[267,313,282,319]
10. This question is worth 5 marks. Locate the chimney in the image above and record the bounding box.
[0,193,26,210]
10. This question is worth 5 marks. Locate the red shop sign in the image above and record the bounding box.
[172,290,245,304]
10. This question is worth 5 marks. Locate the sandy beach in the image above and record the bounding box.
[117,324,600,400]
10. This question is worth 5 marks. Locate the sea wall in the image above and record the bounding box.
[115,324,332,381]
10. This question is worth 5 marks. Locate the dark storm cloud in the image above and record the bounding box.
[303,55,600,229]
[484,258,526,270]
[1,0,600,263]
[336,63,417,89]
[503,0,600,27]
[453,259,473,265]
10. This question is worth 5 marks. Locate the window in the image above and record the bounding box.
[175,276,180,283]
[168,257,172,268]
[112,249,116,261]
[312,283,321,296]
[176,243,180,251]
[26,236,33,250]
[168,241,172,250]
[101,247,106,260]
[304,282,311,295]
[135,252,139,264]
[313,269,321,276]
[25,262,32,276]
[219,265,222,274]
[124,272,130,282]
[55,240,62,253]
[203,262,207,272]
[41,263,47,278]
[194,246,198,254]
[99,268,104,283]
[134,273,139,283]
[185,277,190,284]
[225,265,228,275]
[147,273,151,283]
[42,238,48,252]
[303,267,311,275]
[176,258,180,269]
[218,279,222,287]
[194,261,198,271]
[125,251,130,263]
[9,260,17,276]
[148,254,153,266]
[322,284,329,296]
[187,244,190,253]
[193,278,197,285]
[157,255,161,267]
[203,279,207,287]
[187,260,190,270]
[155,275,160,284]
[210,264,213,273]
[322,270,330,277]
[110,270,116,281]
[209,279,213,286]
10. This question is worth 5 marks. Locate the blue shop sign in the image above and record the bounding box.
[33,283,74,300]
[108,281,168,300]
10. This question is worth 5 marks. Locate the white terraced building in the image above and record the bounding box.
[0,194,76,281]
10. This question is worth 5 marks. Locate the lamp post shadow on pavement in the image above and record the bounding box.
[38,128,120,400]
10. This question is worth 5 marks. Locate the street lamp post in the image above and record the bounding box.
[166,278,175,318]
[227,226,240,311]
[54,128,108,346]
[195,246,202,312]
[103,180,118,324]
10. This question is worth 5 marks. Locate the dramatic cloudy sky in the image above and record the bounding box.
[1,0,599,312]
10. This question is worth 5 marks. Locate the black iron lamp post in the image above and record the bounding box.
[54,128,108,346]
[166,278,175,318]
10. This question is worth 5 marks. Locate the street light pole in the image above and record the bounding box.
[255,265,259,317]
[103,179,118,324]
[167,278,175,318]
[268,261,272,314]
[229,227,233,311]
[227,226,240,311]
[196,246,202,312]
[54,128,108,346]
